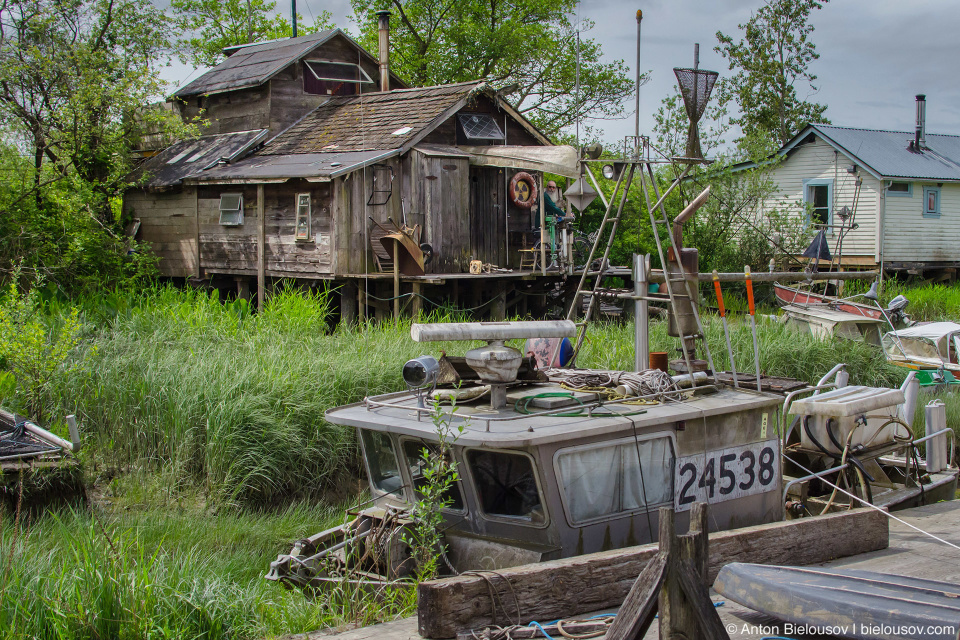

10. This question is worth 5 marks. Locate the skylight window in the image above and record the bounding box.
[457,113,505,141]
[391,126,413,136]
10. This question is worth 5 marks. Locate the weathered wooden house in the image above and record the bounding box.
[126,21,579,318]
[736,96,960,276]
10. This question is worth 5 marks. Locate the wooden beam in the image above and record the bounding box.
[416,508,888,638]
[393,238,400,319]
[257,184,265,312]
[643,270,878,285]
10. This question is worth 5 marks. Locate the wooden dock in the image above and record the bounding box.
[283,501,960,640]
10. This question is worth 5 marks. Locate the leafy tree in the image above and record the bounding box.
[171,0,335,69]
[349,0,635,136]
[715,0,830,146]
[0,0,177,289]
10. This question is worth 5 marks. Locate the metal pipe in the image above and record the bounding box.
[634,253,649,372]
[291,0,297,37]
[377,11,391,92]
[23,420,74,452]
[782,463,850,502]
[634,10,643,139]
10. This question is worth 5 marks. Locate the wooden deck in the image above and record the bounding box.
[286,501,960,640]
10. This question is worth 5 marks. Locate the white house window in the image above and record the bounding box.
[923,186,941,218]
[803,179,832,227]
[888,181,913,197]
[295,193,311,241]
[219,193,243,226]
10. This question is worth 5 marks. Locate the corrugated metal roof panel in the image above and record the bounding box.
[189,149,401,182]
[174,31,337,97]
[129,129,268,189]
[810,124,960,181]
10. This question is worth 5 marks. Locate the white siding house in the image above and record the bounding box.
[738,116,960,273]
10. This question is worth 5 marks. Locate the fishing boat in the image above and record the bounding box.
[266,320,787,588]
[774,283,887,319]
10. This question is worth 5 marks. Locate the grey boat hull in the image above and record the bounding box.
[715,563,960,640]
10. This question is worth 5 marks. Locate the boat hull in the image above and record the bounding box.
[715,563,960,640]
[774,284,882,319]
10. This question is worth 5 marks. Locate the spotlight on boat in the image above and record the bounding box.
[403,355,440,408]
[864,280,879,302]
[582,143,603,159]
[403,355,439,389]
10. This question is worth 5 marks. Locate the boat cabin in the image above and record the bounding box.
[883,322,960,380]
[265,320,785,587]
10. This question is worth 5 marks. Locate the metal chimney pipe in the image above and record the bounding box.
[916,94,926,149]
[377,10,391,92]
[291,0,297,38]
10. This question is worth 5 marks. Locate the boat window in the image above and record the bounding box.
[884,335,939,361]
[556,436,675,524]
[359,430,404,497]
[467,450,544,523]
[402,439,465,511]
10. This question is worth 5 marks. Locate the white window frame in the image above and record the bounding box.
[295,193,311,241]
[219,193,244,226]
[303,59,374,84]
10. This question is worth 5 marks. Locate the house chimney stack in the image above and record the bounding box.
[915,94,926,150]
[377,10,391,92]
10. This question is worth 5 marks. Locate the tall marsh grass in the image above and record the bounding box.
[16,281,937,505]
[0,502,414,640]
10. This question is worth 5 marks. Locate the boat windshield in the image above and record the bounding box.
[360,430,404,497]
[883,334,940,361]
[402,439,465,511]
[468,450,544,523]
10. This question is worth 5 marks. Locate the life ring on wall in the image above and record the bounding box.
[509,171,538,209]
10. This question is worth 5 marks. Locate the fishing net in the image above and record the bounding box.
[673,67,719,160]
[0,416,60,460]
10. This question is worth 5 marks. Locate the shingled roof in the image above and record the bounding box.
[261,82,493,155]
[173,30,403,98]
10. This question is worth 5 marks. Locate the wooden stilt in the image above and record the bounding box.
[393,239,400,319]
[411,282,423,318]
[340,281,358,326]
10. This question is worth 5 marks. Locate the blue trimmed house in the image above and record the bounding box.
[737,100,960,275]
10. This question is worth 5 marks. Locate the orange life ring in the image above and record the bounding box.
[509,171,538,209]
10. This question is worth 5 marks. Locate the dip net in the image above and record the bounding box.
[673,66,718,160]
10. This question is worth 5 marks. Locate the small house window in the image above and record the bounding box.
[468,449,544,523]
[295,193,311,241]
[923,186,941,218]
[803,179,832,227]
[888,181,913,197]
[219,193,243,226]
[302,60,373,96]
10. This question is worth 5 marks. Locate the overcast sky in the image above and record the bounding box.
[166,0,960,148]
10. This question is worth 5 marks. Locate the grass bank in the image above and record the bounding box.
[0,481,413,640]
